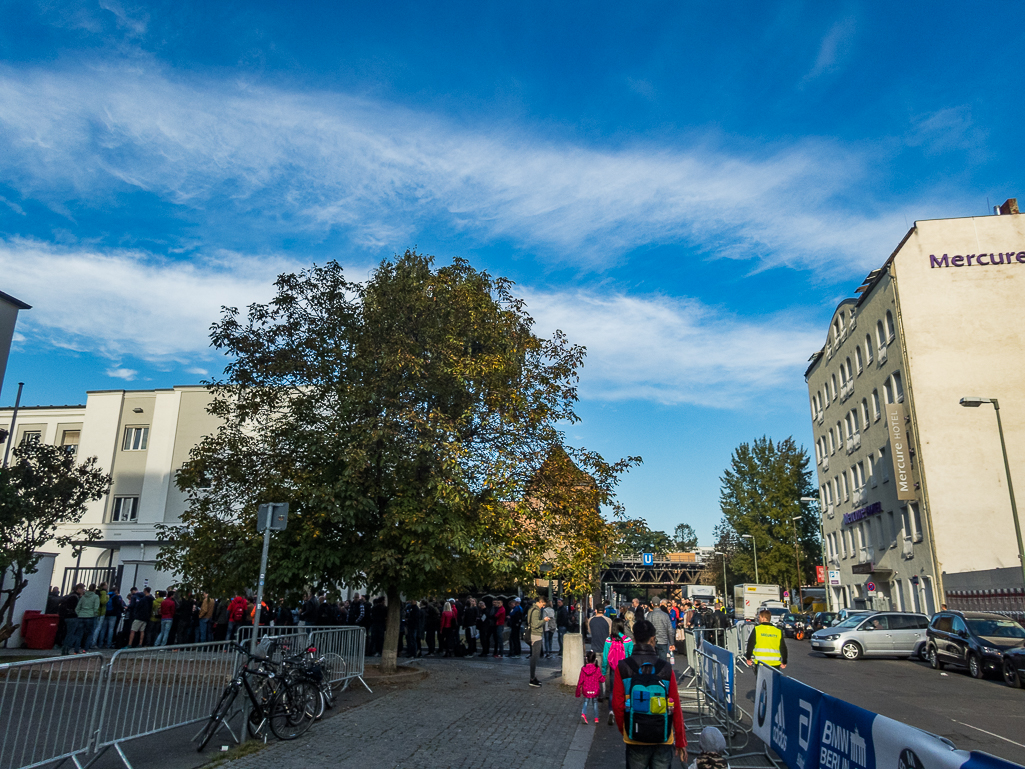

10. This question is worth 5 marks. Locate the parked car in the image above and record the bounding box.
[927,611,1025,678]
[811,612,838,632]
[834,608,872,625]
[1003,645,1025,689]
[809,611,930,660]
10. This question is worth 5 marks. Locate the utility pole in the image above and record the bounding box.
[2,382,24,468]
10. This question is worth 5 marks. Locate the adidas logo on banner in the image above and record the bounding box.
[772,700,788,751]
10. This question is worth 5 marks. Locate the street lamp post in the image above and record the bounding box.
[714,551,728,604]
[741,534,758,583]
[790,515,804,611]
[959,397,1025,593]
[800,496,828,611]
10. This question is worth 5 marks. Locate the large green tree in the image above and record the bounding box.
[0,443,109,643]
[613,518,673,557]
[672,523,698,551]
[158,252,637,672]
[717,436,820,594]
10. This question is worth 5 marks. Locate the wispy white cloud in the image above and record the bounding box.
[526,290,819,406]
[0,64,920,275]
[803,17,857,83]
[907,106,987,157]
[1,239,813,406]
[106,367,138,380]
[186,367,208,376]
[0,239,293,362]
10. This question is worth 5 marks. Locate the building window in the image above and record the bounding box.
[892,372,904,403]
[841,472,849,501]
[111,496,139,522]
[879,447,889,482]
[900,506,911,539]
[884,379,894,404]
[61,430,80,456]
[831,374,838,400]
[20,431,42,445]
[855,346,863,373]
[876,320,886,349]
[865,334,874,363]
[910,502,923,543]
[895,579,904,611]
[861,399,870,428]
[885,311,896,343]
[123,426,149,451]
[866,453,875,486]
[841,530,848,558]
[872,390,881,420]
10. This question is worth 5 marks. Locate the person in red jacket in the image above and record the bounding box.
[612,619,687,768]
[440,601,457,657]
[491,598,507,658]
[226,594,248,641]
[575,650,606,724]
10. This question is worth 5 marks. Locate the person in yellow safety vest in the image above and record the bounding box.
[744,609,787,669]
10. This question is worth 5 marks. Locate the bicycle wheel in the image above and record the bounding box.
[196,683,239,752]
[269,680,319,740]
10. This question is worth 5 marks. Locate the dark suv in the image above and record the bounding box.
[927,610,1025,678]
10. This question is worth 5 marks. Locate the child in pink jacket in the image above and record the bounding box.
[575,650,606,724]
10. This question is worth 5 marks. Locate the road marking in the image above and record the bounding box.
[950,720,1025,749]
[562,718,597,769]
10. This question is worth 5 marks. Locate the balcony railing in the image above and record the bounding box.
[877,345,888,366]
[858,546,875,565]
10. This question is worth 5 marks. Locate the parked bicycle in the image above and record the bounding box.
[195,641,320,750]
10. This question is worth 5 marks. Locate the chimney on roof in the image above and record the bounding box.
[998,198,1019,215]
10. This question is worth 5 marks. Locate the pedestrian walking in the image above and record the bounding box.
[71,584,100,653]
[527,595,547,688]
[611,619,688,769]
[155,589,177,646]
[98,586,124,648]
[58,584,84,655]
[507,598,523,656]
[542,601,556,657]
[575,650,605,724]
[602,618,633,725]
[744,609,787,669]
[648,599,673,662]
[128,587,154,648]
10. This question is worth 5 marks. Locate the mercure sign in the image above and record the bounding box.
[885,403,917,501]
[930,252,1025,268]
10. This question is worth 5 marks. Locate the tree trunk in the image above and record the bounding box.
[379,584,402,674]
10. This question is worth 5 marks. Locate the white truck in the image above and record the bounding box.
[686,585,717,603]
[733,584,782,621]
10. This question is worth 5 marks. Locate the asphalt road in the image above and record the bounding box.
[734,640,1025,765]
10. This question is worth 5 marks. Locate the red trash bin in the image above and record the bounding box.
[22,610,60,650]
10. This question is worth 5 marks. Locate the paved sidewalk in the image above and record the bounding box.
[225,654,590,769]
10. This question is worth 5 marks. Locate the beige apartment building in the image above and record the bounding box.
[0,386,217,593]
[0,289,31,403]
[805,199,1025,617]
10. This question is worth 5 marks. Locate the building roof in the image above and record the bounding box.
[0,404,85,411]
[0,290,31,310]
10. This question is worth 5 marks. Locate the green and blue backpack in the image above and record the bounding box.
[617,657,674,744]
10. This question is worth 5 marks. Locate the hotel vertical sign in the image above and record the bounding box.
[885,403,916,501]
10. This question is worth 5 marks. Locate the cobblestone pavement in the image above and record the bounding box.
[225,654,588,769]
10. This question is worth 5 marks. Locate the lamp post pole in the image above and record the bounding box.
[960,398,1025,596]
[715,551,728,604]
[791,516,804,611]
[742,534,758,583]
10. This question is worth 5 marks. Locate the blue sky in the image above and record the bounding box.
[1,2,1022,543]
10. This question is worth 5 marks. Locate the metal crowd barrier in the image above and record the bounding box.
[0,654,105,769]
[88,640,239,768]
[308,626,371,692]
[0,626,368,769]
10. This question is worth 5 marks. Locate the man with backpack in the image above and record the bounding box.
[526,595,547,688]
[612,619,687,769]
[98,586,124,648]
[226,593,248,641]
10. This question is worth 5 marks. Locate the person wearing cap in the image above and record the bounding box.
[744,609,787,669]
[688,726,728,769]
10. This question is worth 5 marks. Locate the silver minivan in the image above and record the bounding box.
[810,611,930,660]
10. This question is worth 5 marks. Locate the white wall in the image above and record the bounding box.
[3,554,55,648]
[895,214,1025,580]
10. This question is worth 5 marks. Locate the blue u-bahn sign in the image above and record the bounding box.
[642,552,654,566]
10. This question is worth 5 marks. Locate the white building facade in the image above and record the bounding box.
[806,199,1025,618]
[0,386,217,594]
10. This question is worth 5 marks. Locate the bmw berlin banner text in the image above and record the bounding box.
[752,665,1023,769]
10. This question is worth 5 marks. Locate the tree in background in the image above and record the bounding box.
[672,523,698,551]
[158,252,637,673]
[0,443,108,643]
[613,518,673,557]
[716,436,820,593]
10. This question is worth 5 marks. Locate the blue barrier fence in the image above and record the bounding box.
[752,666,1023,769]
